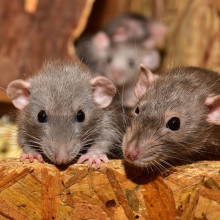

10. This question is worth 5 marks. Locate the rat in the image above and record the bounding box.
[123,64,220,169]
[6,60,125,168]
[103,12,167,47]
[75,32,110,74]
[75,12,166,74]
[100,41,160,108]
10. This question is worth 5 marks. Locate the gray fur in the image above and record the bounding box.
[101,41,160,108]
[123,67,220,168]
[17,60,124,164]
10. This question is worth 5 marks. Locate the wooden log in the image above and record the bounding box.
[0,159,219,219]
[0,0,94,90]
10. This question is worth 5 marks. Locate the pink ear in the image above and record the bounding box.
[140,50,161,71]
[149,22,167,40]
[205,95,220,125]
[7,80,31,110]
[91,31,110,51]
[90,76,116,108]
[144,22,167,49]
[135,64,158,99]
[112,27,127,42]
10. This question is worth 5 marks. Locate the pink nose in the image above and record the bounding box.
[125,148,139,161]
[55,156,69,165]
[112,71,124,80]
[55,152,69,165]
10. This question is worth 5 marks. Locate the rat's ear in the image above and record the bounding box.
[205,95,220,125]
[140,50,161,71]
[112,27,127,42]
[135,64,158,99]
[90,76,116,108]
[143,22,167,49]
[91,31,110,52]
[7,80,31,110]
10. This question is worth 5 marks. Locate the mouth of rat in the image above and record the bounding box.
[125,148,163,168]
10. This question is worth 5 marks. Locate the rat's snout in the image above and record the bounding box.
[125,148,139,161]
[55,147,69,165]
[112,70,124,81]
[124,140,140,161]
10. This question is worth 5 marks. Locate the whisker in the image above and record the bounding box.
[154,132,169,142]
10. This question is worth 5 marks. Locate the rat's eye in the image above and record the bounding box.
[128,59,135,68]
[38,110,48,123]
[83,40,90,48]
[135,107,140,114]
[166,117,180,131]
[76,110,85,122]
[107,57,112,64]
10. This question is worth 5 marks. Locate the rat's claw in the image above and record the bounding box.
[77,154,109,168]
[77,154,89,164]
[20,153,43,163]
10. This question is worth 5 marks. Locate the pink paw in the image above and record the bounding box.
[20,152,43,163]
[77,154,109,168]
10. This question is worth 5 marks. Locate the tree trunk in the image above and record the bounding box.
[0,0,94,90]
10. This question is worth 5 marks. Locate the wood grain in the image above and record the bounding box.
[0,159,219,219]
[0,0,94,90]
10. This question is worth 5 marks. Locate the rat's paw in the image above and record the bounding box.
[20,152,43,163]
[77,154,109,168]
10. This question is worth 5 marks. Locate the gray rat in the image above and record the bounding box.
[123,64,220,169]
[7,60,124,168]
[103,12,167,47]
[75,13,166,74]
[75,32,110,74]
[100,41,160,108]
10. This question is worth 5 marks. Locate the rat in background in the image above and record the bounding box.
[7,60,125,168]
[103,13,166,46]
[100,40,160,108]
[75,12,166,74]
[123,64,220,170]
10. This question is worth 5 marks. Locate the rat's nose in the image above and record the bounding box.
[125,147,139,161]
[55,156,69,165]
[55,148,69,165]
[112,70,124,80]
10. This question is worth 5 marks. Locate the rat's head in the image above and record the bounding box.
[103,42,160,87]
[7,61,116,165]
[106,13,167,47]
[123,65,220,168]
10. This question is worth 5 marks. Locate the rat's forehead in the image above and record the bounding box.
[30,90,94,117]
[29,78,93,114]
[141,82,188,109]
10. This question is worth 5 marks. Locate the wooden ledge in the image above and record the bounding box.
[0,159,220,219]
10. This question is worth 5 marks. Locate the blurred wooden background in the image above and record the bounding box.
[0,0,220,114]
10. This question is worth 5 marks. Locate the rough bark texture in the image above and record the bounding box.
[161,0,220,73]
[0,0,94,90]
[0,159,219,219]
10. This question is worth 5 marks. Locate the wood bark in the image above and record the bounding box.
[0,159,220,219]
[0,0,94,91]
[161,0,220,73]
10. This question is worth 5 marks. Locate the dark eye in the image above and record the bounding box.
[83,40,90,48]
[76,110,85,122]
[128,59,135,68]
[38,110,48,123]
[107,57,112,64]
[135,107,140,114]
[166,117,180,131]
